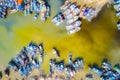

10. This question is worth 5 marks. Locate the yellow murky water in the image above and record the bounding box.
[0,0,120,76]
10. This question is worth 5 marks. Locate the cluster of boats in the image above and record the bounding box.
[0,42,84,79]
[0,0,12,18]
[1,42,45,78]
[49,52,84,79]
[52,0,97,34]
[0,41,119,80]
[114,0,120,30]
[89,59,120,80]
[52,0,82,34]
[0,0,50,21]
[32,0,50,21]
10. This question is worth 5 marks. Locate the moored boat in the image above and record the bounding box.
[66,7,80,19]
[66,20,81,31]
[63,3,76,16]
[33,13,39,20]
[52,13,65,26]
[40,12,46,21]
[60,0,69,9]
[67,27,81,34]
[68,2,77,11]
[46,5,50,18]
[71,7,80,16]
[116,10,120,17]
[66,16,79,24]
[60,0,71,10]
[117,20,120,30]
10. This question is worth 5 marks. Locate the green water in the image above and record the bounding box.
[0,0,120,74]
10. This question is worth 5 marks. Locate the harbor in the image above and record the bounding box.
[0,0,120,79]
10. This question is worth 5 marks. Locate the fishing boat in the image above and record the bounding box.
[69,3,77,11]
[40,12,46,21]
[52,47,60,59]
[117,20,120,30]
[65,13,73,19]
[66,7,80,19]
[55,14,65,26]
[52,13,65,26]
[114,0,120,4]
[66,16,79,24]
[46,5,50,18]
[66,20,81,30]
[79,9,85,17]
[41,4,46,13]
[83,8,89,16]
[0,71,2,79]
[116,10,120,17]
[66,20,81,34]
[63,8,71,16]
[62,2,71,10]
[71,7,80,16]
[66,27,80,35]
[4,67,10,77]
[63,3,76,16]
[60,0,71,10]
[86,7,96,21]
[73,20,82,27]
[114,3,120,10]
[33,13,39,20]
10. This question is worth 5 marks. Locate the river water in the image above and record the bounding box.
[0,0,120,73]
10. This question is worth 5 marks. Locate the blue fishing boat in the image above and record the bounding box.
[46,5,50,18]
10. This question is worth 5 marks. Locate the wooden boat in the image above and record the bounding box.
[117,20,120,30]
[40,12,46,21]
[71,7,80,16]
[46,5,50,18]
[60,0,71,10]
[52,13,65,26]
[63,3,76,16]
[66,20,81,30]
[66,20,81,34]
[66,16,79,24]
[33,13,39,20]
